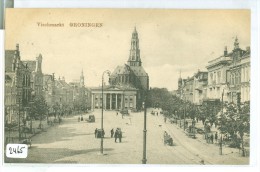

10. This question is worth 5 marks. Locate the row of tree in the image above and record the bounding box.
[146,87,250,150]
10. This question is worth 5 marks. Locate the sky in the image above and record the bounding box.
[5,9,250,91]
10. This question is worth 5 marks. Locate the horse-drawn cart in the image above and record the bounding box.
[163,131,173,146]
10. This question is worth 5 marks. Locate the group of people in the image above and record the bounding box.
[110,128,123,143]
[94,128,105,138]
[94,128,123,143]
[78,115,84,122]
[206,132,218,144]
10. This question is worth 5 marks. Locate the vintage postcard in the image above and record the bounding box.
[3,9,250,165]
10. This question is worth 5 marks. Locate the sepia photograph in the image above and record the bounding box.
[3,8,250,165]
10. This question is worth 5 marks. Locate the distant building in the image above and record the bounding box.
[193,71,208,105]
[23,54,44,97]
[69,70,91,112]
[54,76,73,115]
[43,73,56,113]
[182,77,194,102]
[91,27,149,110]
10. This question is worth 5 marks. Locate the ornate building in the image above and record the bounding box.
[5,44,31,124]
[23,54,44,97]
[91,27,149,110]
[206,37,250,104]
[206,46,232,102]
[229,37,250,103]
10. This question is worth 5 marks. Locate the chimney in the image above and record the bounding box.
[224,46,228,56]
[246,46,250,52]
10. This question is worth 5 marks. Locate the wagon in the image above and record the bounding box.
[163,131,173,146]
[87,115,95,122]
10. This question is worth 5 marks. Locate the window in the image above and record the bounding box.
[235,72,238,85]
[217,71,221,84]
[210,73,213,84]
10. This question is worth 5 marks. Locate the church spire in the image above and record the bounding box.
[127,27,142,66]
[80,69,84,87]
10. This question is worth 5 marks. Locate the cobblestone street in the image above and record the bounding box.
[5,109,249,164]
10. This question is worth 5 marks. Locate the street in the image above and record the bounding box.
[5,109,249,164]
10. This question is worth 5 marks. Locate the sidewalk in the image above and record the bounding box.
[4,118,58,145]
[148,108,249,164]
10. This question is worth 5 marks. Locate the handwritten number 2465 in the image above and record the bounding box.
[9,146,25,154]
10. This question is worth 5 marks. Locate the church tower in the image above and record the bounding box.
[80,69,85,87]
[127,27,142,66]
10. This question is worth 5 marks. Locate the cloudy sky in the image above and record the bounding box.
[5,9,250,91]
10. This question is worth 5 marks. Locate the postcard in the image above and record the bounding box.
[3,8,251,165]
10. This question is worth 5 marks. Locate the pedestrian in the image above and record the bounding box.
[95,128,98,138]
[81,115,83,121]
[192,119,195,127]
[102,129,105,138]
[118,129,122,143]
[157,112,158,116]
[215,132,218,143]
[116,112,118,116]
[115,129,118,142]
[111,128,114,138]
[210,133,214,143]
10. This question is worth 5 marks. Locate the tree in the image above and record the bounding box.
[29,95,48,120]
[218,102,250,152]
[199,100,221,126]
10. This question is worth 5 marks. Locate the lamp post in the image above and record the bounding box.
[219,89,224,155]
[18,97,21,141]
[142,97,147,164]
[101,70,111,154]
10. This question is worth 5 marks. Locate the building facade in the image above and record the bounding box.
[229,38,250,104]
[23,54,44,98]
[193,71,208,105]
[5,44,31,124]
[206,46,232,102]
[206,37,250,104]
[91,85,138,110]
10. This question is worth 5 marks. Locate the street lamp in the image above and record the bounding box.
[18,97,21,141]
[219,89,224,155]
[101,70,111,154]
[142,99,147,164]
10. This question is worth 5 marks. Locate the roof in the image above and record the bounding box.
[55,79,71,89]
[129,65,148,77]
[5,50,16,72]
[23,60,36,72]
[5,73,15,86]
[111,64,148,77]
[43,74,53,83]
[111,65,132,76]
[90,84,138,91]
